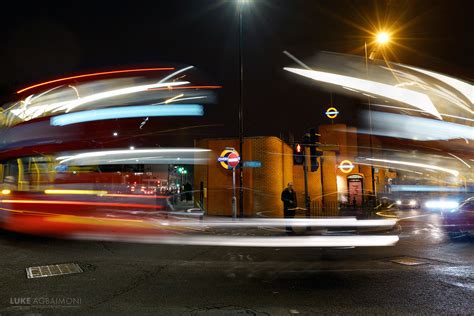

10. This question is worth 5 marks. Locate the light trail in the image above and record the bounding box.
[284,67,442,119]
[0,199,165,210]
[152,217,398,228]
[447,153,471,169]
[16,67,175,94]
[370,103,474,123]
[56,148,211,164]
[366,158,459,176]
[72,234,400,247]
[50,104,204,126]
[44,189,108,195]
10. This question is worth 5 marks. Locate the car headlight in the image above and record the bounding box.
[409,200,417,206]
[396,200,402,205]
[425,200,459,209]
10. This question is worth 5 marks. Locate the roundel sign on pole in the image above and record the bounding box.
[338,160,354,174]
[218,148,240,170]
[227,152,240,169]
[326,107,339,119]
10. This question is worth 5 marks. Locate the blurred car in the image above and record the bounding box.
[0,190,203,237]
[442,197,474,238]
[395,197,421,209]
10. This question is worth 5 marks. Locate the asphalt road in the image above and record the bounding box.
[0,208,473,315]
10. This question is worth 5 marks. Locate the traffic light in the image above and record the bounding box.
[176,166,187,174]
[309,128,323,172]
[293,143,305,165]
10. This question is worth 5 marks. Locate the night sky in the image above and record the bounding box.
[0,0,472,140]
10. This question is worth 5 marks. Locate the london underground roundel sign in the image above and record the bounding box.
[326,107,339,119]
[338,160,354,174]
[217,149,240,170]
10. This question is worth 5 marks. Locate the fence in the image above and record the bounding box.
[309,200,340,217]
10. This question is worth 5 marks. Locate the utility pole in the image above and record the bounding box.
[238,1,245,218]
[365,41,377,202]
[302,135,311,212]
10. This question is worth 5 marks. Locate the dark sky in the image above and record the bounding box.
[0,0,472,140]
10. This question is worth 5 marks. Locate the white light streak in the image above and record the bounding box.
[371,103,474,123]
[284,67,442,119]
[60,81,189,113]
[73,234,400,247]
[57,148,211,164]
[9,81,190,120]
[425,200,459,209]
[448,153,471,169]
[158,66,194,84]
[158,95,207,104]
[164,94,184,104]
[365,111,474,141]
[157,217,397,228]
[396,64,474,106]
[366,158,459,177]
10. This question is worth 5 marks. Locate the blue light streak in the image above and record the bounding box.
[50,104,204,126]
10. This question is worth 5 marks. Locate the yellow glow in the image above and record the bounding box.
[1,189,11,195]
[376,32,390,45]
[45,215,147,227]
[44,189,108,196]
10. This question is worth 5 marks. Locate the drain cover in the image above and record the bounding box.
[26,263,83,279]
[390,257,428,266]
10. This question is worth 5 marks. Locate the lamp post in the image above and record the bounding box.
[364,31,391,200]
[237,0,249,218]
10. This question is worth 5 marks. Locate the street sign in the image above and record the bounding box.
[227,152,240,168]
[217,148,240,170]
[326,107,339,119]
[217,148,240,218]
[338,160,354,174]
[243,161,262,168]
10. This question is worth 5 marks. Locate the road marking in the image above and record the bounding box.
[398,214,431,221]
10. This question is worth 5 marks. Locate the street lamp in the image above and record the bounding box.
[237,0,250,218]
[375,32,390,45]
[364,31,391,201]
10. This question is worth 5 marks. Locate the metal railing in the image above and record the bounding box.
[310,200,340,217]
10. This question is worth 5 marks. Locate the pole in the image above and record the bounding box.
[238,3,244,218]
[232,167,237,219]
[303,148,310,212]
[365,41,376,202]
[167,164,170,192]
[303,147,311,232]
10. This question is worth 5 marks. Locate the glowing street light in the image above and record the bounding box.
[375,32,390,45]
[364,29,392,198]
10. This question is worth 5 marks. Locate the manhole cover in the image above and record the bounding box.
[26,263,83,279]
[390,257,429,266]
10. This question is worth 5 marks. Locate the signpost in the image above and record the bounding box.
[218,148,241,218]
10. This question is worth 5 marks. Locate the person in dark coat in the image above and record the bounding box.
[281,182,297,234]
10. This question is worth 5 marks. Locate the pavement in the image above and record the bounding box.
[0,208,473,315]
